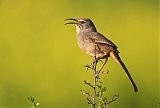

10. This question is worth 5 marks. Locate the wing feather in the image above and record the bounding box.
[89,32,118,49]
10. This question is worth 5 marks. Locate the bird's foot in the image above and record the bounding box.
[84,55,102,72]
[84,59,99,72]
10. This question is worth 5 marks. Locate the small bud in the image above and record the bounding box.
[35,103,40,106]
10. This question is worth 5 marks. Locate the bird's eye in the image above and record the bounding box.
[81,21,85,23]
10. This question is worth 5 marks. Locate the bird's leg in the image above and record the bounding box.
[92,57,100,64]
[85,57,101,71]
[95,53,110,76]
[97,58,108,75]
[85,54,109,72]
[91,57,101,67]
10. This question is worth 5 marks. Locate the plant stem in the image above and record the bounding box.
[93,56,97,108]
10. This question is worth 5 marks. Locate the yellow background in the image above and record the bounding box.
[0,0,158,108]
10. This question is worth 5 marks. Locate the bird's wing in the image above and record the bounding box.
[89,32,118,49]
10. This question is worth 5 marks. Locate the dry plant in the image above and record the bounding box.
[80,45,119,108]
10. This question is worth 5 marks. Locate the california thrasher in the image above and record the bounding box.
[65,18,138,93]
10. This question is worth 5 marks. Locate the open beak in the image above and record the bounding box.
[64,18,79,25]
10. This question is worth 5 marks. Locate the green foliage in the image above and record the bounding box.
[28,96,40,108]
[96,83,107,108]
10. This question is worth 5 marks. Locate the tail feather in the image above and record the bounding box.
[110,51,138,93]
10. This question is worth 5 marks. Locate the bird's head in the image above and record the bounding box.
[65,18,97,34]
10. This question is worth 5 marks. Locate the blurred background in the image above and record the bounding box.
[0,0,158,108]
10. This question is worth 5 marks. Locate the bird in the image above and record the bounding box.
[64,18,138,93]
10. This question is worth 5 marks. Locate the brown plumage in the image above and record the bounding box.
[65,18,138,93]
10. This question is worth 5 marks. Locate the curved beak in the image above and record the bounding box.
[64,18,79,25]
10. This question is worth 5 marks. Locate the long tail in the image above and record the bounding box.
[110,51,138,93]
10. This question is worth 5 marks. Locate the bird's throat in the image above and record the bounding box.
[75,25,82,34]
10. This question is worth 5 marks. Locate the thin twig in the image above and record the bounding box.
[93,45,97,108]
[80,90,94,106]
[98,70,109,75]
[107,94,119,105]
[84,80,95,89]
[80,90,94,100]
[84,64,92,72]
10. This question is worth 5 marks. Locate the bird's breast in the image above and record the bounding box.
[77,33,106,57]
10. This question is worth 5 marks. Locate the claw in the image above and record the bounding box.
[84,58,100,72]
